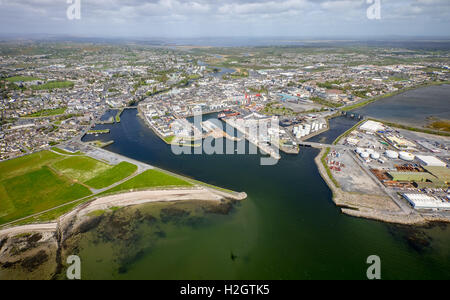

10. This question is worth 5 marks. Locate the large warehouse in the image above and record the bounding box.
[416,155,447,167]
[403,194,450,210]
[359,120,385,133]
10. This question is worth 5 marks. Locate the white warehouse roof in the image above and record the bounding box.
[359,120,385,132]
[416,155,447,167]
[403,194,450,210]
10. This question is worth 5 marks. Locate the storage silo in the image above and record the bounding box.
[385,150,399,159]
[371,152,380,159]
[399,151,415,161]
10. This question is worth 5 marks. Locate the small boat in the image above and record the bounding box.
[218,113,226,119]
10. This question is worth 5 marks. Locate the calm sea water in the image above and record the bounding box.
[79,109,450,280]
[352,84,450,127]
[307,116,359,144]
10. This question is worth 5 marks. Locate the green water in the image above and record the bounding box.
[76,109,450,280]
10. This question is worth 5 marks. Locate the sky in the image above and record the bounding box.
[0,0,449,39]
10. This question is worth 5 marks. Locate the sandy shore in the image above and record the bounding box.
[0,187,246,239]
[79,188,226,218]
[0,224,58,239]
[0,187,246,279]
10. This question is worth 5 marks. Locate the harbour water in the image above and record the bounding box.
[79,108,450,280]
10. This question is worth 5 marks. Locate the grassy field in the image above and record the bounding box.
[52,156,111,183]
[84,162,138,189]
[0,151,62,181]
[13,198,90,226]
[115,109,124,123]
[311,97,344,108]
[101,170,192,195]
[164,135,175,144]
[12,169,192,225]
[24,108,67,118]
[0,150,201,226]
[0,167,92,224]
[6,76,41,82]
[10,168,195,225]
[30,81,74,90]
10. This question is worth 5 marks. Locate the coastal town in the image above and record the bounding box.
[2,0,450,282]
[1,44,449,161]
[0,42,449,227]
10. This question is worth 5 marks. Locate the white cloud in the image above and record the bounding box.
[0,0,448,37]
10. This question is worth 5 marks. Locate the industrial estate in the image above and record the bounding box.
[319,119,449,224]
[0,40,449,279]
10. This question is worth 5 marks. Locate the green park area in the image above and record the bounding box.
[0,150,196,226]
[164,135,175,144]
[263,102,295,116]
[6,76,41,82]
[0,151,92,225]
[0,167,91,225]
[24,107,67,118]
[100,169,192,196]
[0,151,136,225]
[85,162,138,189]
[30,81,74,90]
[52,156,113,183]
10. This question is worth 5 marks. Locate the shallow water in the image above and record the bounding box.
[352,84,450,127]
[78,109,450,279]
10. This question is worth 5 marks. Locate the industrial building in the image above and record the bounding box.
[387,166,449,188]
[388,171,436,183]
[403,194,450,210]
[416,155,447,167]
[359,120,384,133]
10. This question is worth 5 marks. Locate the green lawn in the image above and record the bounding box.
[31,81,74,90]
[0,151,63,181]
[102,170,192,195]
[13,169,194,224]
[52,156,111,183]
[24,108,67,118]
[164,135,175,144]
[0,184,14,219]
[0,151,195,226]
[85,162,138,189]
[13,199,90,226]
[5,76,41,82]
[0,167,92,225]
